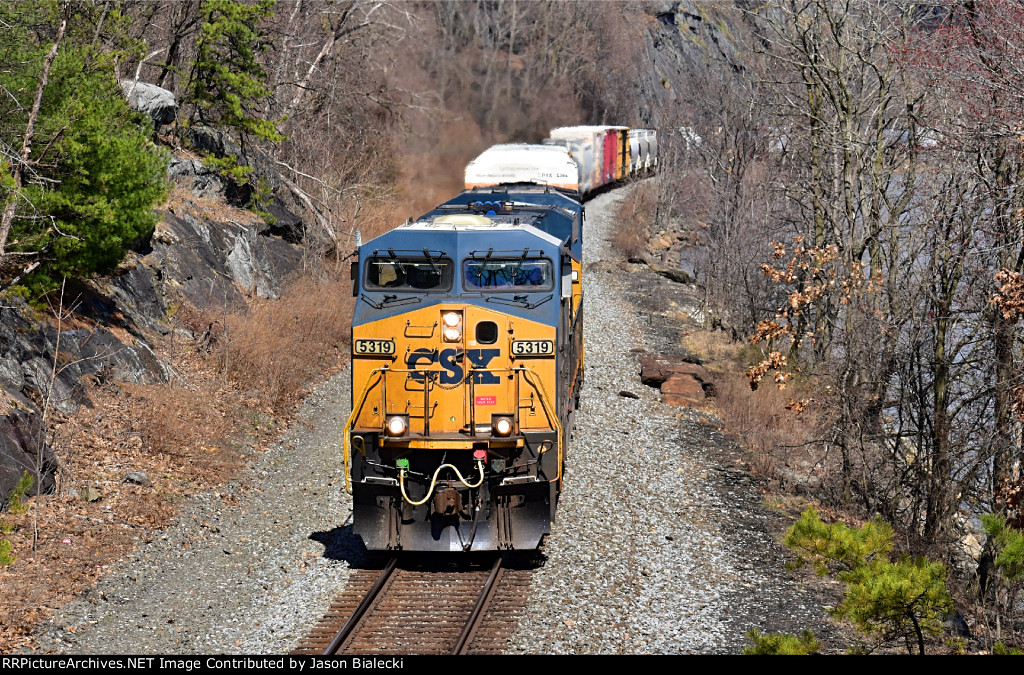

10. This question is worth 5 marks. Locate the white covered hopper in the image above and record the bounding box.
[464,144,579,193]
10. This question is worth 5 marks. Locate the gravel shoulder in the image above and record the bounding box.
[33,185,838,655]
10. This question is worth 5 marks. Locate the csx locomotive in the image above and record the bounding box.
[344,125,655,551]
[345,185,584,551]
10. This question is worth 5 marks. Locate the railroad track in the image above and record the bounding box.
[292,554,534,655]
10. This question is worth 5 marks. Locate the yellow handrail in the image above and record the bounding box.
[343,367,385,495]
[518,367,564,482]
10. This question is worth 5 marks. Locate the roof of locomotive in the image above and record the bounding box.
[422,187,582,261]
[384,214,564,251]
[434,184,582,213]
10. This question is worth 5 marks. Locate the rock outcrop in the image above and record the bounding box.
[0,392,57,503]
[638,1,753,129]
[640,353,717,407]
[119,80,177,130]
[0,82,307,506]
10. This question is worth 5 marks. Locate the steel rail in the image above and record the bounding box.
[322,556,398,655]
[450,554,505,655]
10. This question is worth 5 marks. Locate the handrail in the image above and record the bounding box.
[343,367,386,495]
[517,367,564,482]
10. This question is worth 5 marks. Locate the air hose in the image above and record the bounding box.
[398,459,485,506]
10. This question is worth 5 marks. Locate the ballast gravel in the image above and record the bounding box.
[34,186,838,655]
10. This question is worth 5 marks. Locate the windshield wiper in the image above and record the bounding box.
[387,248,407,275]
[486,294,552,310]
[382,294,421,307]
[359,293,384,309]
[511,248,529,279]
[422,248,441,277]
[360,293,421,309]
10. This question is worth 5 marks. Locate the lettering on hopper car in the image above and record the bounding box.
[405,348,500,384]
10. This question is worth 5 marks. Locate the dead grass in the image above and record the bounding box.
[682,328,748,365]
[682,327,825,489]
[713,371,822,480]
[0,269,357,652]
[0,339,272,652]
[612,183,658,262]
[224,274,352,409]
[179,272,354,411]
[163,184,263,227]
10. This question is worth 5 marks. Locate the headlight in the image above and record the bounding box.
[385,414,408,437]
[491,415,514,437]
[442,311,463,342]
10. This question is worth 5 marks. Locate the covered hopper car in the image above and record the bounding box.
[464,127,657,200]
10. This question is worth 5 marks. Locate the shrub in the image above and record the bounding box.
[1,19,169,291]
[785,507,952,654]
[0,538,13,567]
[982,513,1024,583]
[994,642,1024,655]
[744,628,820,655]
[7,473,33,516]
[188,272,354,410]
[612,183,657,262]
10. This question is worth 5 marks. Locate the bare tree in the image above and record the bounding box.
[0,3,69,261]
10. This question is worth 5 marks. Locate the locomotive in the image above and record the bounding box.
[344,186,583,551]
[343,125,654,552]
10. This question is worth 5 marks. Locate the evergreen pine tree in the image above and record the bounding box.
[784,507,952,655]
[189,0,282,153]
[0,3,169,292]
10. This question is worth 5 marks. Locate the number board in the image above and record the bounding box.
[353,339,396,355]
[511,340,554,356]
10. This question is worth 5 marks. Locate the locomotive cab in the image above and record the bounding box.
[345,208,582,551]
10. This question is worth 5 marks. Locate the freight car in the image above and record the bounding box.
[463,127,657,200]
[344,189,584,551]
[464,144,580,194]
[544,125,658,196]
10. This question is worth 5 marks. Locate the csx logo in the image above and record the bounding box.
[406,348,500,384]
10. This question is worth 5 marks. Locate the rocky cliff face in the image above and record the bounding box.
[638,1,754,127]
[0,147,304,506]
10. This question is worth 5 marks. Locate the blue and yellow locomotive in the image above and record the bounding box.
[345,185,584,551]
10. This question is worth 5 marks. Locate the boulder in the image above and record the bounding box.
[639,353,717,406]
[119,80,177,129]
[646,261,692,284]
[640,355,710,387]
[660,373,706,407]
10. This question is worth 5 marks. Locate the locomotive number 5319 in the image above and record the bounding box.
[511,340,554,356]
[354,339,396,355]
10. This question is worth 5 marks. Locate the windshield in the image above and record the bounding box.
[365,257,453,291]
[463,258,553,291]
